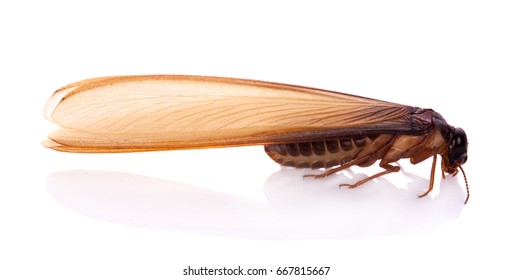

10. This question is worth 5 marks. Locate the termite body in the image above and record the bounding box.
[265,109,468,201]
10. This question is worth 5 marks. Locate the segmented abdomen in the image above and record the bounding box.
[264,135,392,169]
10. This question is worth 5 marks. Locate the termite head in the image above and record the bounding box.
[442,127,469,204]
[448,128,468,166]
[444,127,468,174]
[432,113,468,174]
[442,127,468,174]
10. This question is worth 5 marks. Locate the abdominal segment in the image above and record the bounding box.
[264,134,396,169]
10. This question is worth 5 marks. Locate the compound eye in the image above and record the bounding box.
[454,129,467,148]
[456,135,463,146]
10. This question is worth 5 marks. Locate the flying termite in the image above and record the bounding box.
[43,75,469,203]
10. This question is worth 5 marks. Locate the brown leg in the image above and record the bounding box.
[303,156,371,179]
[418,154,437,198]
[339,162,400,189]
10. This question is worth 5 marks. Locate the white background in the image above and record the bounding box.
[1,1,512,279]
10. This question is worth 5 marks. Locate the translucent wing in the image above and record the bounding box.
[44,75,425,153]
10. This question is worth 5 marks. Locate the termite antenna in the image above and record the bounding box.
[459,166,469,204]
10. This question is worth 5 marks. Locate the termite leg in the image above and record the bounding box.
[418,154,437,198]
[303,156,370,179]
[340,162,400,189]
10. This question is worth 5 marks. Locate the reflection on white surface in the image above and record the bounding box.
[46,169,465,239]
